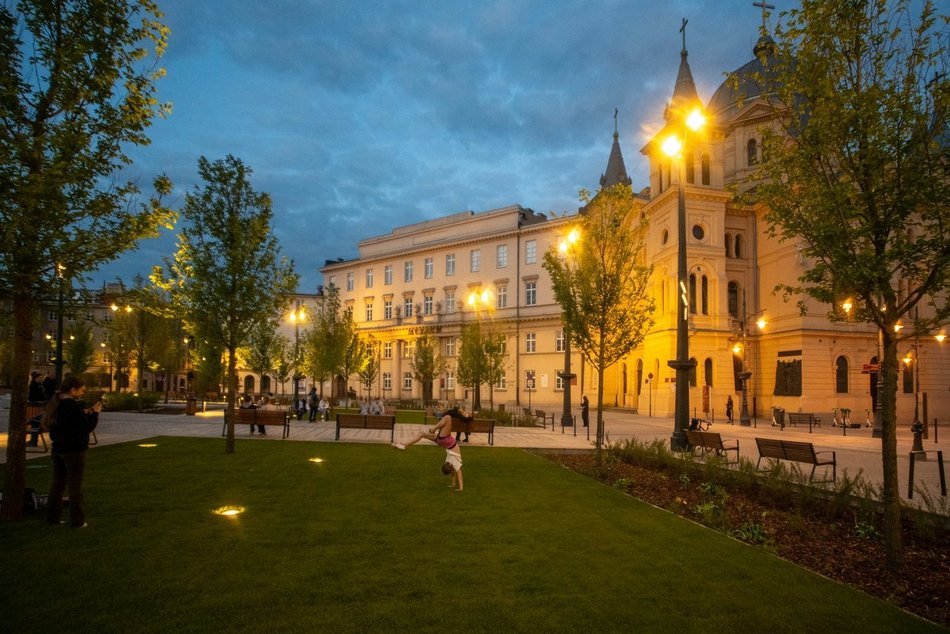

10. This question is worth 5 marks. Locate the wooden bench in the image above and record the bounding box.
[684,430,739,464]
[755,437,836,482]
[335,413,396,442]
[425,416,496,445]
[534,410,554,429]
[786,412,821,428]
[222,408,291,439]
[25,405,47,453]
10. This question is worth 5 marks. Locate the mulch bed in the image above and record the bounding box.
[544,452,950,627]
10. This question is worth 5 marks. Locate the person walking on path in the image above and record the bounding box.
[725,396,734,425]
[45,375,100,528]
[581,395,590,428]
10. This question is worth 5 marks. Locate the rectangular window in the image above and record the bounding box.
[555,330,564,352]
[48,312,56,321]
[446,254,456,276]
[470,249,480,272]
[328,275,337,288]
[384,265,393,285]
[444,338,456,357]
[555,370,564,391]
[366,268,374,288]
[423,295,433,315]
[525,332,536,353]
[496,244,508,268]
[384,342,393,359]
[446,372,456,389]
[346,272,354,291]
[496,285,507,309]
[525,369,536,389]
[445,291,455,313]
[424,257,433,279]
[404,261,413,282]
[403,372,413,391]
[404,342,413,358]
[404,298,413,317]
[525,239,537,264]
[383,372,392,390]
[525,281,537,306]
[494,373,507,390]
[365,303,373,321]
[383,299,393,319]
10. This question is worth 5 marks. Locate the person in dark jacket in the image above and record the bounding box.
[449,405,474,443]
[28,371,46,403]
[45,375,100,528]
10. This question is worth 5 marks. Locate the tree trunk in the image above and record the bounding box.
[879,328,903,572]
[1,296,35,521]
[225,348,237,454]
[595,364,605,467]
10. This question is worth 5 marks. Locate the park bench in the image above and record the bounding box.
[534,409,555,429]
[424,416,496,445]
[755,437,836,483]
[335,413,396,442]
[786,412,821,429]
[684,429,739,464]
[25,405,47,454]
[222,408,291,439]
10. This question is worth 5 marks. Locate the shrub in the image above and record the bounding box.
[102,391,160,411]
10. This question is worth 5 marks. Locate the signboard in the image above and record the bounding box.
[861,363,880,374]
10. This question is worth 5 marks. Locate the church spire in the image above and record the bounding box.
[665,17,700,121]
[600,108,631,189]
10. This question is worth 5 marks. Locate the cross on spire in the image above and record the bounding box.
[753,1,775,31]
[679,17,688,52]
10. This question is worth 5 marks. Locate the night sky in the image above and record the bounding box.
[96,0,787,292]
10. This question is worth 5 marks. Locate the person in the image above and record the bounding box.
[318,396,329,421]
[42,371,56,402]
[45,375,100,528]
[368,397,383,416]
[29,371,46,403]
[725,396,734,425]
[239,393,256,434]
[255,395,279,435]
[446,404,473,443]
[359,399,369,415]
[581,395,590,427]
[307,388,319,422]
[393,414,464,491]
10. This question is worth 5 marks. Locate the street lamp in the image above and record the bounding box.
[466,288,494,411]
[557,227,581,431]
[662,106,705,450]
[289,302,306,415]
[733,290,765,427]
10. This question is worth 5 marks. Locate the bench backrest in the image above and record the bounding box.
[780,440,818,463]
[755,437,786,459]
[686,430,724,450]
[231,408,287,425]
[336,413,395,428]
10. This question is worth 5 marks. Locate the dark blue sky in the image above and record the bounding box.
[96,0,787,292]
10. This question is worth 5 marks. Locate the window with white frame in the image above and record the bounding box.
[346,272,354,291]
[445,291,455,313]
[384,342,393,359]
[403,372,413,390]
[497,244,508,268]
[384,265,393,285]
[446,371,456,389]
[328,275,337,288]
[555,371,564,390]
[404,342,413,358]
[494,374,507,389]
[446,253,456,276]
[365,303,373,321]
[496,285,507,308]
[555,330,564,352]
[404,260,413,282]
[383,372,392,390]
[444,337,456,357]
[525,239,537,264]
[366,268,374,288]
[404,297,413,317]
[423,294,433,315]
[384,299,393,319]
[525,281,537,306]
[470,249,480,272]
[424,257,433,279]
[525,332,536,353]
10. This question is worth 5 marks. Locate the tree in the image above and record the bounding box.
[271,337,293,399]
[482,327,508,411]
[0,0,174,521]
[543,184,655,465]
[242,319,282,395]
[456,322,490,410]
[410,334,445,404]
[746,0,948,572]
[302,285,349,399]
[358,343,380,399]
[63,321,95,378]
[153,155,297,453]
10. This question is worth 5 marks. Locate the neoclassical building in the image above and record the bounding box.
[322,30,949,424]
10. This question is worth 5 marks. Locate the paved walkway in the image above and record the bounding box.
[3,405,947,505]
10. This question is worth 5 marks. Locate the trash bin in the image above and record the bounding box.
[185,397,197,416]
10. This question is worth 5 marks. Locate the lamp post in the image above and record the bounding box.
[733,291,765,427]
[53,264,66,385]
[466,288,494,411]
[289,302,305,416]
[557,227,581,430]
[662,108,705,451]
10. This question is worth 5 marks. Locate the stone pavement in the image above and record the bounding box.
[2,405,947,505]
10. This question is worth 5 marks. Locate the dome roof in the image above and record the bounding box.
[706,35,778,123]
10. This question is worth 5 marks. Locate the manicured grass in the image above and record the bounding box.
[2,438,940,633]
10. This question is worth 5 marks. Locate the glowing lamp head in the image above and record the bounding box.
[732,343,742,355]
[685,108,706,131]
[937,334,947,343]
[756,318,767,330]
[842,300,853,314]
[661,135,682,158]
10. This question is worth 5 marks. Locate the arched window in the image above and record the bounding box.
[704,358,713,387]
[244,375,255,394]
[688,273,697,314]
[728,282,739,318]
[835,356,849,393]
[685,151,695,184]
[701,154,710,185]
[689,357,697,387]
[747,138,758,166]
[903,362,914,394]
[734,234,743,259]
[701,275,709,315]
[636,359,643,397]
[725,233,732,258]
[261,376,272,393]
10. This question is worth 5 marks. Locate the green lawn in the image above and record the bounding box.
[2,438,940,633]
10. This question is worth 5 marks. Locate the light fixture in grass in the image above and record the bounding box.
[213,506,246,517]
[138,443,158,448]
[308,457,324,463]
